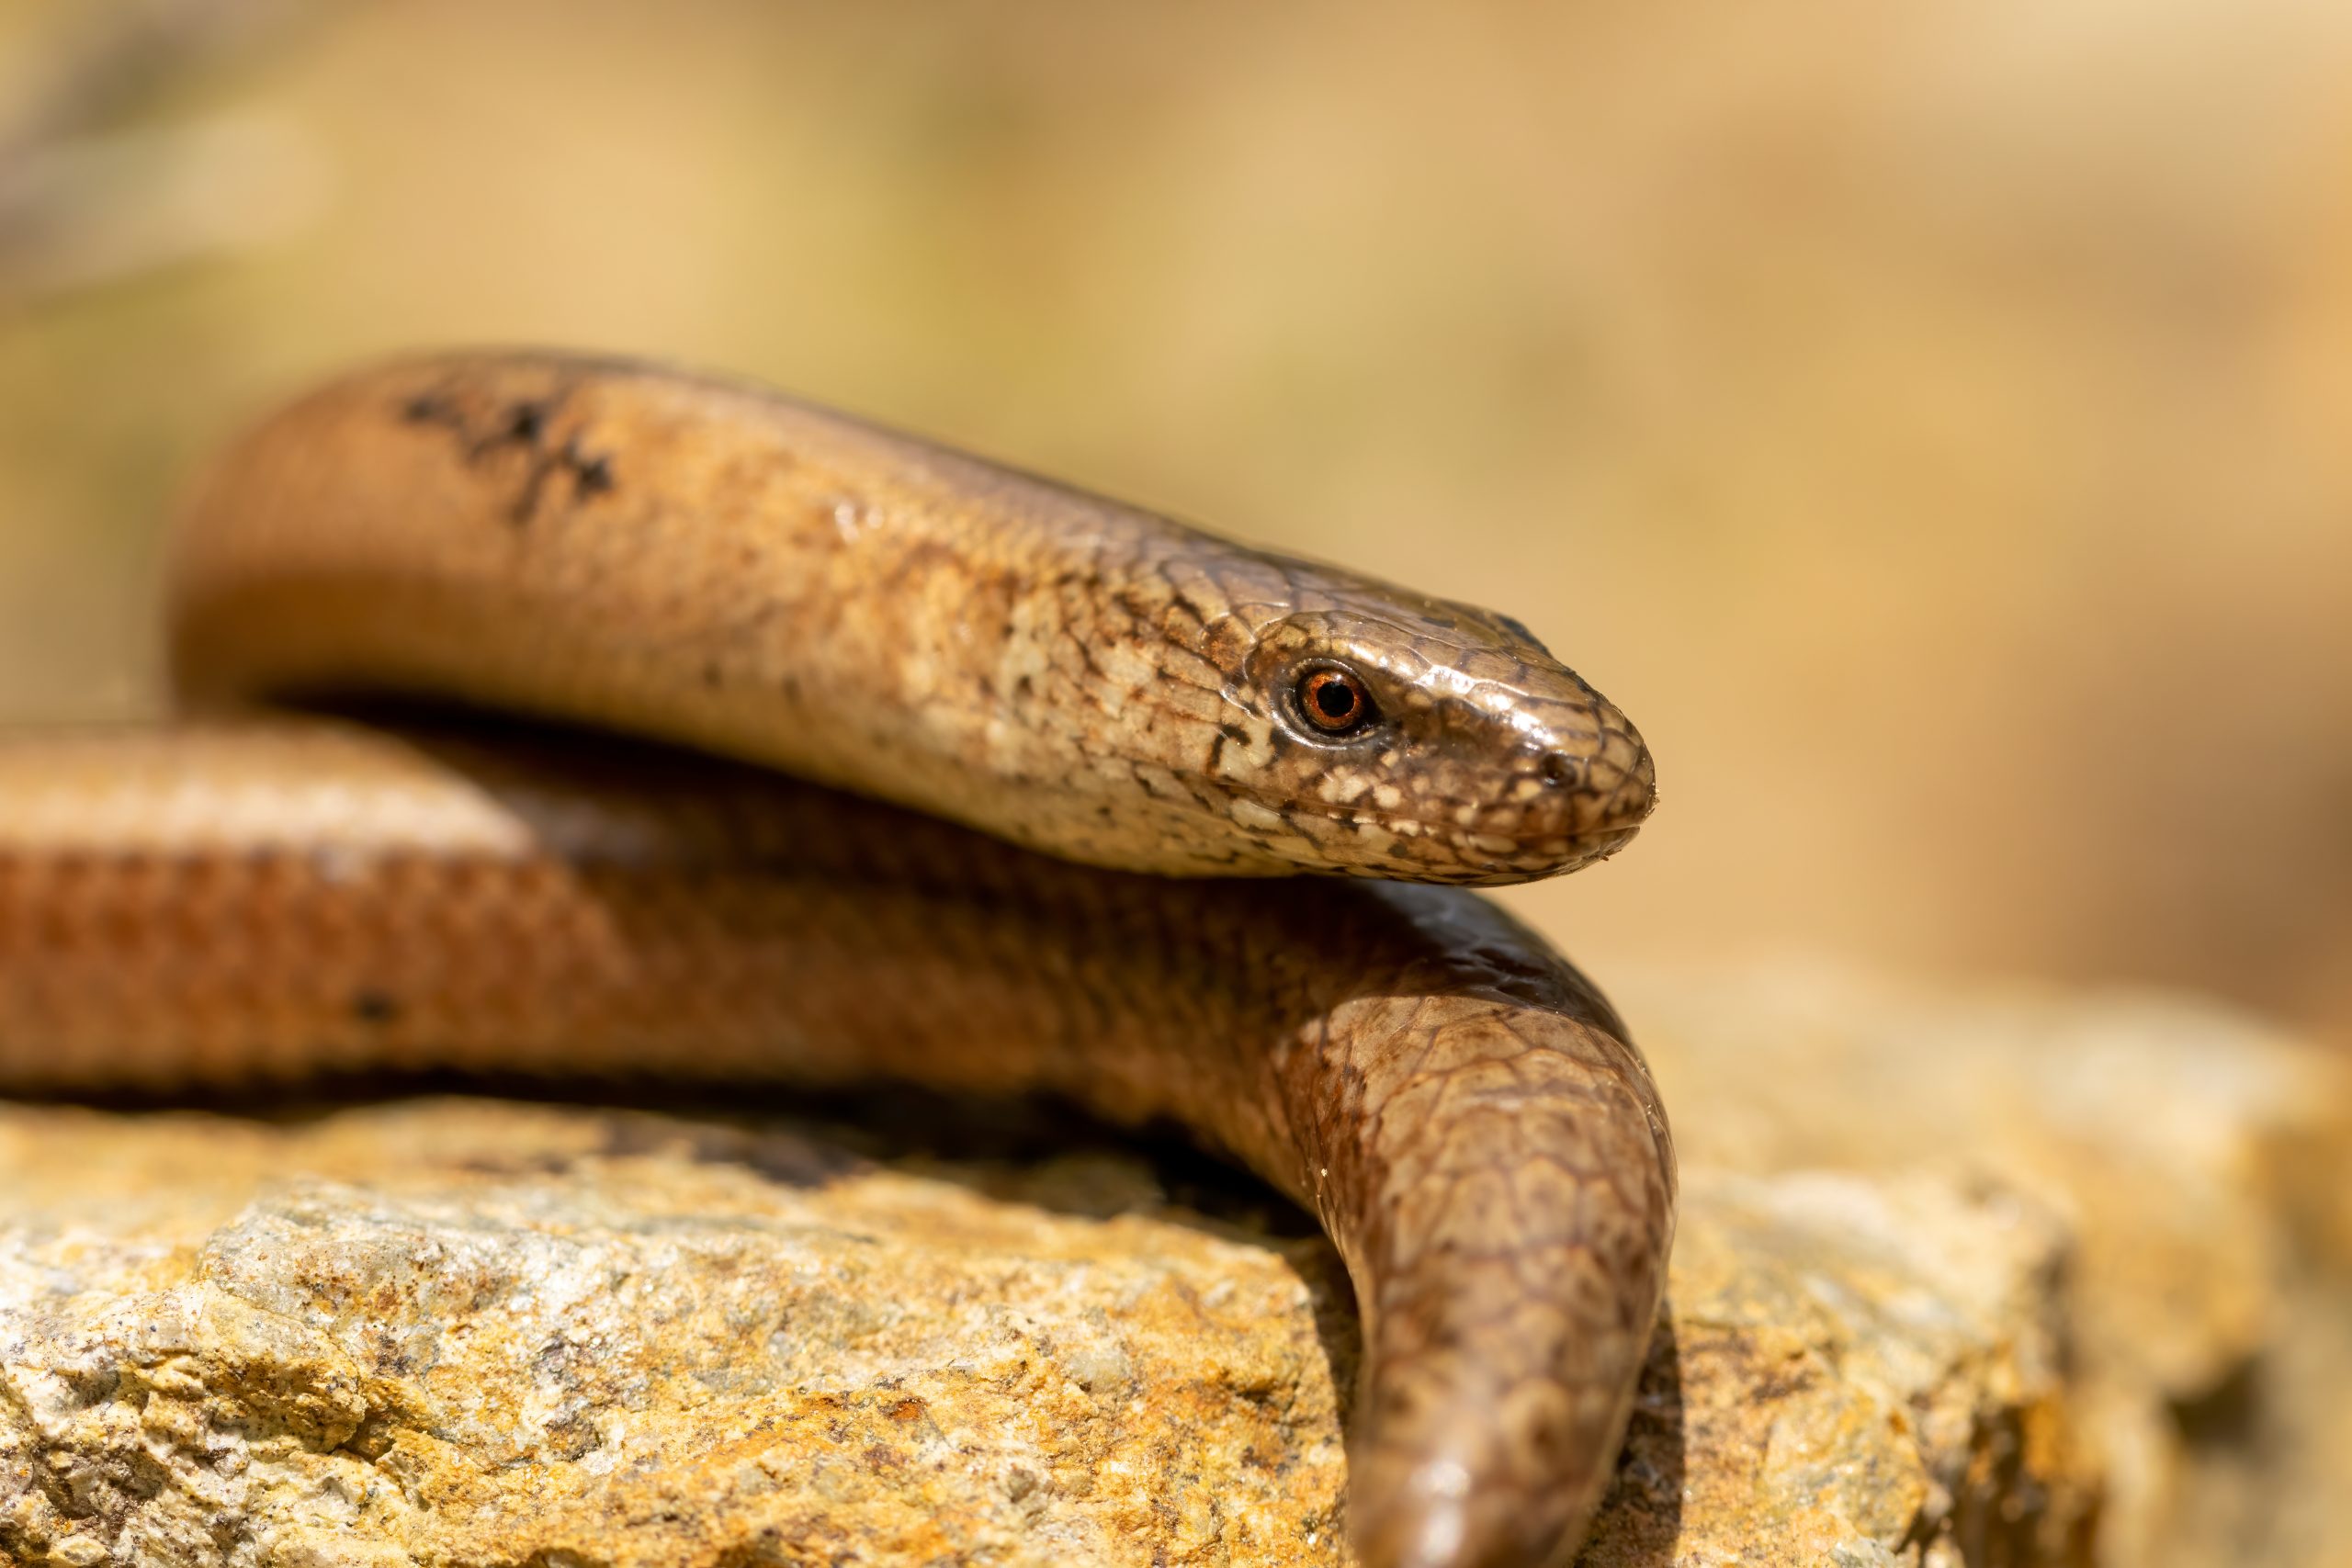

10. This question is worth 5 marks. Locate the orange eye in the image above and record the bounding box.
[1297,666,1374,735]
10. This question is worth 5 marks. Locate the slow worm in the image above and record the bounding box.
[0,352,1673,1568]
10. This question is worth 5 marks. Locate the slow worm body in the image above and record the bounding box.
[0,353,1673,1568]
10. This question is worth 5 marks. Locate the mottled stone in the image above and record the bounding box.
[1585,1170,2094,1568]
[6,964,2346,1567]
[0,1102,1357,1568]
[1,1096,2086,1568]
[1613,963,2352,1568]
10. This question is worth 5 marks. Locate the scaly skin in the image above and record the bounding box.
[170,352,1654,885]
[0,352,1674,1567]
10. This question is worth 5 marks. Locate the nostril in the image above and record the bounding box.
[1538,751,1582,789]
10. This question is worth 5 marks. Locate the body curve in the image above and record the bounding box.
[0,352,1675,1568]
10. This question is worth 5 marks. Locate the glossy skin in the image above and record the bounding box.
[0,353,1674,1568]
[171,354,1654,884]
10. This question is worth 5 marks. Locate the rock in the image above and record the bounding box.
[1611,961,2352,1568]
[0,1101,1355,1568]
[5,964,2345,1566]
[1583,1170,2094,1568]
[2,1096,2083,1567]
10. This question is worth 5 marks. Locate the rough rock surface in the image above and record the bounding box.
[1582,1169,2091,1568]
[4,1098,2082,1568]
[4,964,2346,1567]
[0,1102,1356,1568]
[1611,962,2352,1568]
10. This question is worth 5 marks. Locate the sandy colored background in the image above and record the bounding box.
[2,0,2346,1039]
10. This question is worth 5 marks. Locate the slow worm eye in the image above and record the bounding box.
[1296,666,1374,737]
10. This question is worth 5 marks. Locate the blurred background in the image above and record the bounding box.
[1,0,2346,1042]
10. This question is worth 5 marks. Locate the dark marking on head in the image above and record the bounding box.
[505,427,616,526]
[389,376,605,525]
[565,441,615,499]
[506,400,549,443]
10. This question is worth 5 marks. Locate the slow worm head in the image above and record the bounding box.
[168,352,1655,886]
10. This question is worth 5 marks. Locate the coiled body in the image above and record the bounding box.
[0,353,1673,1568]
